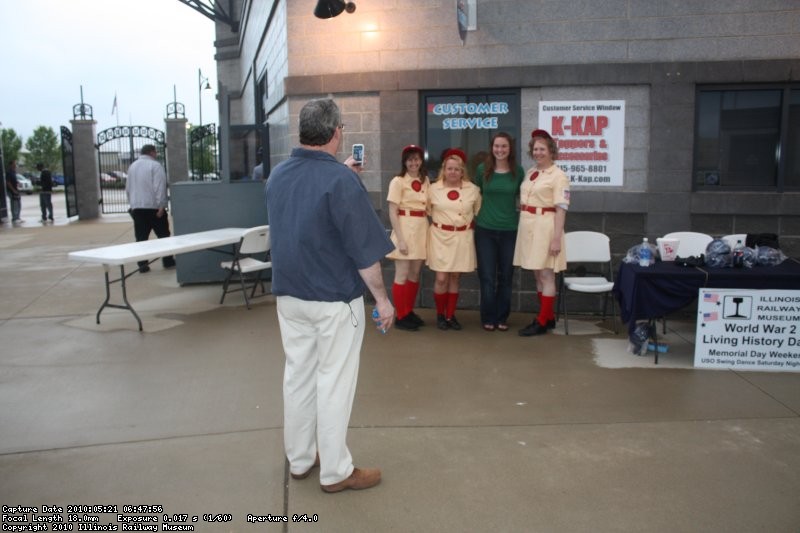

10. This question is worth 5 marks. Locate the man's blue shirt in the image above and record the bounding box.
[266,148,393,302]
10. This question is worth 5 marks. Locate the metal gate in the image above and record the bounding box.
[60,126,79,218]
[96,126,166,213]
[189,124,219,181]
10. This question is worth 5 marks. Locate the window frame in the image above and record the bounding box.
[692,83,799,192]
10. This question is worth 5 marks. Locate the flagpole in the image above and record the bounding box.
[112,92,119,127]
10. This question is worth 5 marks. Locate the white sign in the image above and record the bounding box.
[694,289,800,372]
[539,100,625,186]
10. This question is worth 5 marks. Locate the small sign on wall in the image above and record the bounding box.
[457,0,477,42]
[694,288,800,372]
[538,100,625,187]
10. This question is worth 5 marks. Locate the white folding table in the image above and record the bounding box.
[69,227,247,331]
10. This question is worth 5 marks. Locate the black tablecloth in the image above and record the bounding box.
[613,258,800,332]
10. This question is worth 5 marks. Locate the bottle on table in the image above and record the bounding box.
[639,237,652,267]
[732,239,744,268]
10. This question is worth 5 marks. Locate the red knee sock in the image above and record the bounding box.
[446,292,459,319]
[434,292,448,316]
[538,295,555,326]
[393,282,407,319]
[406,280,420,316]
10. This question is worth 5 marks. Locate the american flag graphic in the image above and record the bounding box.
[703,292,719,303]
[703,312,719,322]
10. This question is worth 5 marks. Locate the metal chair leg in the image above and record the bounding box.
[220,269,233,304]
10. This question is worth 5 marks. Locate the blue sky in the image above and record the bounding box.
[0,0,218,141]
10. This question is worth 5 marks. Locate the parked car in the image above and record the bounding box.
[25,172,41,187]
[16,175,34,194]
[52,174,65,186]
[109,170,127,183]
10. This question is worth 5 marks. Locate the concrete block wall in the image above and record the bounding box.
[282,0,800,75]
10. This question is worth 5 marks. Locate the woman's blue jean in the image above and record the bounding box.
[475,225,517,325]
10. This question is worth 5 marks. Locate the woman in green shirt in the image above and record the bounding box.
[473,132,525,331]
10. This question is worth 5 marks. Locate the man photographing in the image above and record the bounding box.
[266,98,394,493]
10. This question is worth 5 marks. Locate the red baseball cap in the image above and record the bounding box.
[531,129,552,139]
[402,144,424,158]
[442,148,467,163]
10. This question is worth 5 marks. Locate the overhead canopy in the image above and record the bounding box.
[176,0,238,31]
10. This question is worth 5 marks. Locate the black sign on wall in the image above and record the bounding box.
[421,90,522,180]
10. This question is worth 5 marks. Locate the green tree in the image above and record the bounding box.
[1,128,23,166]
[25,126,61,173]
[189,125,217,180]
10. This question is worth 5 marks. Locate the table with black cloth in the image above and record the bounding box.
[613,258,800,362]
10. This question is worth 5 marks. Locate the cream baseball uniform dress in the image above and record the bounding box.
[426,179,482,272]
[513,165,570,272]
[386,173,430,260]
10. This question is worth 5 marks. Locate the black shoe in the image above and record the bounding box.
[162,256,176,269]
[546,319,556,330]
[518,321,548,337]
[407,311,425,327]
[447,315,462,331]
[395,315,419,331]
[138,264,151,273]
[437,314,449,330]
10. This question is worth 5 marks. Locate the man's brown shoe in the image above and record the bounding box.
[320,467,381,493]
[290,454,320,480]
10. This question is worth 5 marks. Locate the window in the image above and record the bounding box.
[421,90,521,179]
[693,85,800,190]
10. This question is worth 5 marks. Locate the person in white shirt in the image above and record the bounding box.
[125,144,175,273]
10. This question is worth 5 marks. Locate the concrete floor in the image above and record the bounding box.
[1,198,800,532]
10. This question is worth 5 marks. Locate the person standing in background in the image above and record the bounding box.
[36,163,54,223]
[253,147,265,181]
[473,133,524,332]
[267,98,394,493]
[125,144,175,273]
[514,129,570,336]
[386,144,430,331]
[427,148,482,331]
[6,160,22,224]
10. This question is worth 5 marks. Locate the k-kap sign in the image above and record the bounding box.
[539,100,625,187]
[694,289,800,372]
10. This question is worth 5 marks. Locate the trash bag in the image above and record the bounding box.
[755,246,786,266]
[742,246,757,268]
[705,238,731,268]
[623,242,657,265]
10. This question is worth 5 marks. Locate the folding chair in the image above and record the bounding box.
[722,233,747,250]
[220,225,272,309]
[558,231,618,335]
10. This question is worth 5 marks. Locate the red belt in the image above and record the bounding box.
[521,205,556,214]
[398,209,425,217]
[433,221,475,231]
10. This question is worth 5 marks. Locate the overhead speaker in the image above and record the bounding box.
[314,0,356,19]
